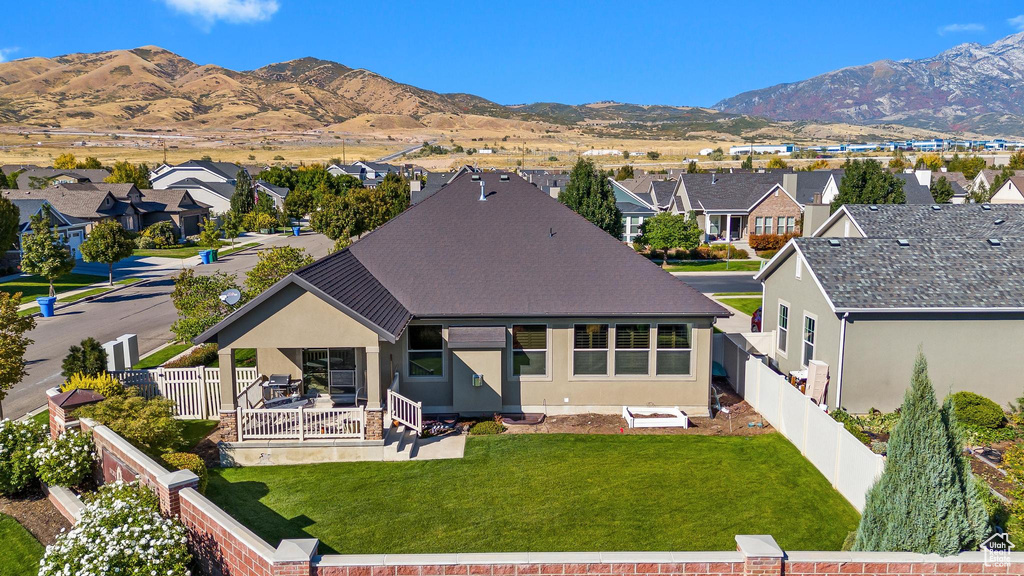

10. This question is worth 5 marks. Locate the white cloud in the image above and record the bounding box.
[0,47,19,63]
[162,0,279,25]
[937,23,985,35]
[1010,15,1024,31]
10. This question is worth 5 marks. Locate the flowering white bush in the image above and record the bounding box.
[0,418,46,495]
[33,431,95,487]
[39,481,192,576]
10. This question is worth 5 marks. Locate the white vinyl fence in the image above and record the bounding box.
[112,367,260,420]
[722,334,885,511]
[237,406,365,441]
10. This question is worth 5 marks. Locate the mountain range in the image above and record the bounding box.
[1,34,1022,138]
[714,32,1024,135]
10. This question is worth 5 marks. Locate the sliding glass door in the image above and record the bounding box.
[302,348,358,402]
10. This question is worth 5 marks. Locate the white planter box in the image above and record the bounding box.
[622,406,689,429]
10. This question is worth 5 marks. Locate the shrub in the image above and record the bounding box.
[61,337,108,378]
[469,420,505,435]
[61,372,125,398]
[76,392,183,455]
[34,431,94,487]
[748,233,799,251]
[1004,445,1024,540]
[243,211,277,232]
[0,419,47,495]
[949,391,1005,429]
[757,249,778,260]
[134,234,156,249]
[39,481,192,576]
[163,343,218,368]
[162,452,208,493]
[141,221,178,247]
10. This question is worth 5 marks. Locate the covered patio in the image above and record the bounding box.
[703,213,747,243]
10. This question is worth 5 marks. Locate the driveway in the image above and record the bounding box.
[5,232,332,419]
[674,272,761,294]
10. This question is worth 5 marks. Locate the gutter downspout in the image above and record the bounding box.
[835,312,849,410]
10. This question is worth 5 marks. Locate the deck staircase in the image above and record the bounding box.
[383,423,418,460]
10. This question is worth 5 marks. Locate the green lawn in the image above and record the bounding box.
[719,297,762,316]
[28,410,49,429]
[209,347,256,368]
[0,273,107,303]
[713,291,762,297]
[133,343,192,369]
[175,419,219,452]
[665,260,763,273]
[207,434,858,554]
[0,514,44,576]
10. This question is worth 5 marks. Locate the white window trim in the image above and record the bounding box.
[571,323,611,378]
[405,323,446,381]
[508,323,551,381]
[754,216,763,235]
[801,312,817,368]
[776,300,790,358]
[654,323,695,378]
[613,323,652,377]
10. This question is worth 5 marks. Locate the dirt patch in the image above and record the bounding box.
[971,457,1013,499]
[0,490,71,546]
[193,423,230,468]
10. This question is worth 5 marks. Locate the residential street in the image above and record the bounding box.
[6,233,332,419]
[674,272,761,294]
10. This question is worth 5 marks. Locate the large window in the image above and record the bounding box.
[777,303,789,355]
[512,324,547,377]
[408,325,443,377]
[764,217,773,236]
[615,324,650,375]
[754,217,764,235]
[786,216,796,234]
[802,315,816,367]
[656,324,692,376]
[573,324,609,376]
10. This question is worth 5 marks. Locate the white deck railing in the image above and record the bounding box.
[387,371,422,433]
[111,366,261,420]
[236,406,365,441]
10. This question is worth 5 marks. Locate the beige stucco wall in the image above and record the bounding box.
[815,213,864,238]
[841,314,1024,412]
[452,349,504,413]
[761,250,842,406]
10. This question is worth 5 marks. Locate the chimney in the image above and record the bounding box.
[479,180,486,201]
[782,173,798,198]
[409,179,422,193]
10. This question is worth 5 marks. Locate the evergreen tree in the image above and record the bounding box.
[831,159,906,212]
[20,206,75,297]
[614,165,634,181]
[230,170,255,215]
[61,337,108,379]
[558,158,624,239]
[0,196,18,254]
[930,176,955,204]
[741,155,753,170]
[854,351,988,554]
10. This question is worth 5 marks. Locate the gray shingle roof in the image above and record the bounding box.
[679,172,784,211]
[256,180,289,198]
[892,173,935,205]
[412,172,455,204]
[791,170,840,204]
[177,160,245,180]
[840,203,1024,238]
[15,168,111,190]
[167,178,238,200]
[651,180,676,208]
[617,201,655,214]
[789,237,1024,310]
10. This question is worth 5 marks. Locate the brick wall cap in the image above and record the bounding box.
[525,552,603,563]
[156,469,200,490]
[315,554,388,567]
[456,553,531,565]
[784,550,1014,563]
[46,387,62,398]
[598,552,674,562]
[91,424,172,479]
[314,550,745,567]
[41,483,85,523]
[274,538,319,562]
[735,535,784,558]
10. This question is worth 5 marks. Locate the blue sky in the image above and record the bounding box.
[3,0,1024,107]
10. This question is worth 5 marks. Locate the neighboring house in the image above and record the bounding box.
[411,171,457,205]
[150,160,244,189]
[165,179,238,214]
[812,202,1024,239]
[520,171,571,198]
[990,176,1024,204]
[676,172,801,242]
[755,236,1024,412]
[2,183,210,237]
[15,168,111,190]
[196,171,729,441]
[327,164,365,180]
[932,171,970,203]
[780,171,842,205]
[255,180,289,210]
[892,172,937,205]
[5,198,89,260]
[973,169,1024,194]
[609,177,663,243]
[353,161,400,180]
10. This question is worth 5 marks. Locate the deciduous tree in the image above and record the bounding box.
[1009,150,1024,170]
[244,246,314,299]
[831,160,906,212]
[53,153,78,170]
[559,158,624,239]
[61,337,108,379]
[79,219,135,285]
[230,169,255,215]
[105,160,151,189]
[0,196,18,254]
[634,212,703,266]
[169,269,242,342]
[766,157,788,169]
[20,206,75,297]
[0,292,35,419]
[615,165,634,181]
[854,351,988,554]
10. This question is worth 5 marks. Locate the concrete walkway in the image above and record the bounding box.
[713,297,761,334]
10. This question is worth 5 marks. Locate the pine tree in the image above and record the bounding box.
[854,351,989,554]
[20,206,75,297]
[230,170,255,215]
[558,158,623,239]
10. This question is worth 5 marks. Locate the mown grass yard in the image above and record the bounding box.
[0,273,107,303]
[718,297,762,316]
[208,434,858,554]
[0,513,44,576]
[665,260,762,273]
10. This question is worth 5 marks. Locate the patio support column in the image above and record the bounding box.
[218,348,237,411]
[364,346,382,411]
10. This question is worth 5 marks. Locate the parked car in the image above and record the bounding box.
[750,306,762,332]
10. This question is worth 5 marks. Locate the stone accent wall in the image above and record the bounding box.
[366,409,384,440]
[218,409,238,442]
[749,188,802,235]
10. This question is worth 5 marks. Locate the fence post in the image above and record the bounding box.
[198,366,208,420]
[236,407,243,442]
[298,407,305,441]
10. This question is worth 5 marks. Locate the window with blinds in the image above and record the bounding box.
[408,325,443,377]
[615,324,650,375]
[573,324,609,376]
[512,325,547,377]
[656,324,692,376]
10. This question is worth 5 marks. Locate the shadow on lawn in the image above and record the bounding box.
[206,479,329,553]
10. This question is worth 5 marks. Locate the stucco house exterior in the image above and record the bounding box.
[196,171,729,443]
[991,176,1024,204]
[756,204,1024,412]
[676,172,802,242]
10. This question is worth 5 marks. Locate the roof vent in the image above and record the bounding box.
[868,205,879,211]
[897,238,910,247]
[478,181,486,202]
[995,218,1006,225]
[989,238,1001,247]
[931,204,941,210]
[471,174,481,181]
[982,203,992,210]
[499,174,510,181]
[828,239,841,247]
